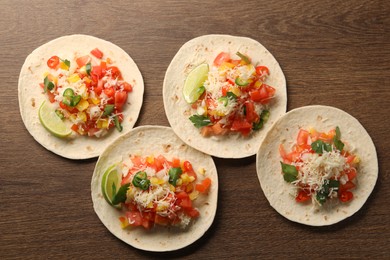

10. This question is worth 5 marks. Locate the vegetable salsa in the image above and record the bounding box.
[40,48,133,137]
[279,127,359,205]
[188,51,275,137]
[106,154,212,229]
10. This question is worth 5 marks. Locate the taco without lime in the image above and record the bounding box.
[91,126,218,251]
[256,105,378,226]
[163,34,286,158]
[18,34,144,159]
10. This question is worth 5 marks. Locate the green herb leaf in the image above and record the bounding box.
[189,115,212,128]
[63,59,71,68]
[333,126,344,151]
[260,110,270,122]
[236,51,251,64]
[253,110,270,131]
[111,183,130,205]
[86,62,92,75]
[311,140,332,154]
[103,104,115,116]
[168,167,183,186]
[280,162,298,182]
[114,116,123,132]
[43,76,55,93]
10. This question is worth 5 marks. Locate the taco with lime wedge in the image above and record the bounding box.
[91,126,218,252]
[163,34,286,158]
[18,34,144,159]
[256,105,378,226]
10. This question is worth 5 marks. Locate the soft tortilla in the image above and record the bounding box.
[256,105,378,226]
[163,34,287,158]
[18,34,144,159]
[91,125,218,251]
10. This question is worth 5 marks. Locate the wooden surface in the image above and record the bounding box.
[1,0,389,259]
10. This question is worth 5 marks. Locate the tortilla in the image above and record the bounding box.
[256,105,378,226]
[18,34,144,159]
[163,34,286,158]
[91,125,218,251]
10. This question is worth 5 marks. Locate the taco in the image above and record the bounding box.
[91,126,218,251]
[256,105,378,226]
[18,34,144,159]
[163,34,286,158]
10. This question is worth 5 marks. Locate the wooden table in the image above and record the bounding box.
[1,0,389,258]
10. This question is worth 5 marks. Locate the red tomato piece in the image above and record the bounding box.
[231,118,252,135]
[195,177,211,193]
[345,168,357,181]
[187,208,200,218]
[104,87,115,98]
[245,102,259,124]
[183,161,193,172]
[255,65,270,76]
[339,191,353,202]
[297,129,310,146]
[295,190,311,202]
[339,181,356,192]
[46,91,56,103]
[47,56,60,69]
[126,211,143,226]
[91,66,103,79]
[179,196,192,209]
[114,90,128,112]
[76,55,90,68]
[154,214,169,226]
[171,157,181,168]
[107,66,122,79]
[90,48,103,59]
[213,52,231,66]
[71,124,79,132]
[121,82,133,92]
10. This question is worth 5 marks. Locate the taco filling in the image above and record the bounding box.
[40,48,133,137]
[279,127,359,205]
[187,51,275,137]
[104,154,212,229]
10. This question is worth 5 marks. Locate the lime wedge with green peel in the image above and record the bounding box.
[183,63,209,103]
[39,101,72,138]
[101,164,122,208]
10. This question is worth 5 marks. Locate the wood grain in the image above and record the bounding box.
[1,0,389,259]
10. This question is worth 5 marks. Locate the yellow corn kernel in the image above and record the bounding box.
[67,73,81,83]
[169,184,175,192]
[230,86,241,97]
[97,119,109,129]
[150,177,165,185]
[119,217,129,229]
[186,183,194,193]
[189,176,195,183]
[79,66,87,75]
[60,61,70,71]
[181,173,190,185]
[146,156,154,164]
[255,80,263,88]
[76,99,89,112]
[77,112,87,122]
[353,156,360,164]
[88,97,100,105]
[156,204,168,212]
[43,72,49,78]
[176,179,183,186]
[198,167,206,175]
[147,202,154,208]
[83,76,92,84]
[189,190,199,201]
[69,113,77,123]
[106,57,112,64]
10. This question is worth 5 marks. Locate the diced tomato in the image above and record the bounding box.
[100,61,107,74]
[221,85,229,96]
[46,91,56,103]
[195,177,211,193]
[297,129,310,146]
[231,118,252,136]
[126,211,143,226]
[47,56,60,69]
[90,48,103,59]
[131,155,144,168]
[213,52,230,66]
[121,82,133,92]
[183,161,193,172]
[249,86,269,102]
[154,214,169,226]
[179,196,192,209]
[346,155,356,164]
[71,124,79,132]
[176,191,189,200]
[93,85,103,96]
[114,90,128,111]
[345,168,357,181]
[201,126,213,137]
[91,65,103,79]
[339,190,353,202]
[245,102,259,124]
[187,208,200,218]
[104,87,115,98]
[339,181,356,192]
[255,65,270,76]
[295,190,311,202]
[108,66,122,79]
[211,123,228,135]
[75,55,90,68]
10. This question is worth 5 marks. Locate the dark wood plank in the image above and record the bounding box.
[1,0,389,258]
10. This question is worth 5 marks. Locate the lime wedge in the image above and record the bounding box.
[101,164,122,208]
[183,63,209,103]
[39,101,72,138]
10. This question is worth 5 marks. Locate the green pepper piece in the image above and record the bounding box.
[218,97,229,107]
[86,62,92,76]
[236,51,251,64]
[43,76,55,93]
[103,104,115,116]
[132,171,150,190]
[168,167,183,186]
[280,162,298,182]
[114,116,123,132]
[235,77,249,86]
[63,88,74,97]
[71,95,81,106]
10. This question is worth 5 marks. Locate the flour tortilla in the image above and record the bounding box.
[18,34,144,159]
[163,34,286,158]
[91,125,218,251]
[256,105,378,226]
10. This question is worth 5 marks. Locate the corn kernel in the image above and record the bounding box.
[67,73,81,83]
[156,204,168,212]
[198,167,206,175]
[83,76,92,84]
[119,217,129,229]
[146,156,154,164]
[353,156,360,164]
[186,183,194,193]
[176,179,182,186]
[88,97,100,105]
[97,119,109,129]
[189,190,199,201]
[169,184,175,192]
[77,112,87,122]
[76,99,89,112]
[255,81,263,88]
[60,61,69,71]
[230,86,241,97]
